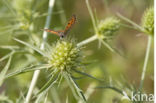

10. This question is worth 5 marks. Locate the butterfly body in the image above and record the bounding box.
[43,15,76,38]
[58,31,65,38]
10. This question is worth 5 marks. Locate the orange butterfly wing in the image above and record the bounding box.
[43,29,64,36]
[43,15,76,37]
[64,14,76,35]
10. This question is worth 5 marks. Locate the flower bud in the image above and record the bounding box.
[141,7,154,35]
[50,39,81,71]
[97,17,120,37]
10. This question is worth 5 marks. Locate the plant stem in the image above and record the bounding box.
[77,35,98,47]
[100,39,115,52]
[139,36,152,91]
[117,13,144,32]
[25,0,55,103]
[96,86,123,96]
[78,83,96,103]
[86,0,97,32]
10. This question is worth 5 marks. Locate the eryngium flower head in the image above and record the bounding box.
[97,17,120,37]
[141,7,154,35]
[50,39,81,71]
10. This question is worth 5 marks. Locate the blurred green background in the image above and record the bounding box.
[0,0,154,103]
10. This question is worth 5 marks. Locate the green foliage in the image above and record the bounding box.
[0,0,153,103]
[0,56,12,86]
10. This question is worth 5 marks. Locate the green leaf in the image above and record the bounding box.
[14,38,47,57]
[69,74,86,102]
[100,39,115,53]
[16,92,25,103]
[50,87,61,103]
[0,51,14,62]
[36,70,59,95]
[0,56,12,86]
[100,39,126,57]
[35,91,45,103]
[2,0,16,16]
[5,64,51,78]
[95,86,123,95]
[0,94,13,103]
[72,69,104,82]
[0,28,15,35]
[64,72,86,102]
[65,95,69,103]
[63,72,80,101]
[0,45,20,50]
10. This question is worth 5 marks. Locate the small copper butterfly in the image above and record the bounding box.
[43,14,76,38]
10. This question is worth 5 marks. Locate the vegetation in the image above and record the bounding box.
[0,0,154,103]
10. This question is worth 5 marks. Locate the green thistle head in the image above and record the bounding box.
[97,17,120,37]
[141,7,154,35]
[49,38,81,71]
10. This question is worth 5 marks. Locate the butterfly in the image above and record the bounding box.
[43,15,76,38]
